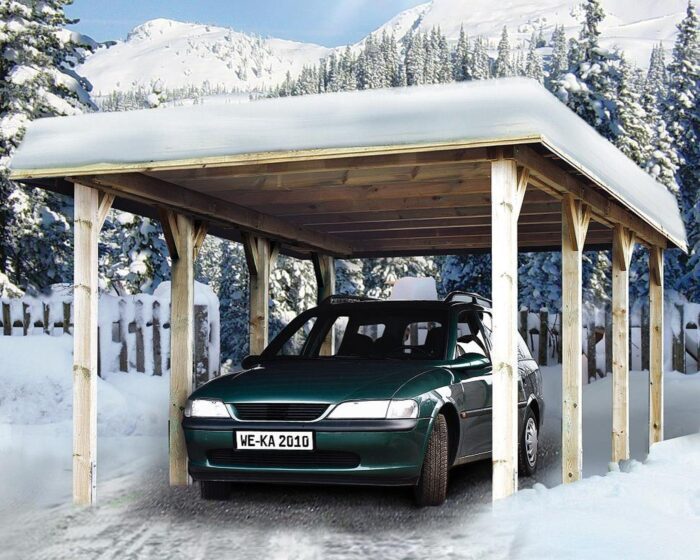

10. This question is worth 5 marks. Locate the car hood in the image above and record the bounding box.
[193,359,445,403]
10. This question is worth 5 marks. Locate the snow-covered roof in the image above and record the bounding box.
[9,78,686,250]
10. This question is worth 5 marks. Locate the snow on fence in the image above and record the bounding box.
[0,282,220,385]
[519,302,699,379]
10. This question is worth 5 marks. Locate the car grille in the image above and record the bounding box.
[207,449,360,469]
[231,403,329,421]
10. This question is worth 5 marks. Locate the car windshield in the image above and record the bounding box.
[265,306,448,360]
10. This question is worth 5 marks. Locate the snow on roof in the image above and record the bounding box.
[9,78,686,249]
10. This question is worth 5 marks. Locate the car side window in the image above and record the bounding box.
[277,317,317,356]
[456,310,490,360]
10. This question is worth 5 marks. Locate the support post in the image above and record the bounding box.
[72,184,112,505]
[164,211,196,486]
[649,247,664,447]
[612,225,635,463]
[313,254,336,355]
[561,194,590,484]
[491,159,526,500]
[243,234,275,356]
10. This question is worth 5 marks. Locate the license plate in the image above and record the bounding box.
[235,431,314,450]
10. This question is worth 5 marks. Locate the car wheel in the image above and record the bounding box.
[414,413,449,507]
[200,480,231,500]
[519,407,539,476]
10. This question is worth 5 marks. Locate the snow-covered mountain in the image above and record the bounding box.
[79,0,689,98]
[80,18,331,96]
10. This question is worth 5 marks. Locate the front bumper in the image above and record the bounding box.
[183,417,431,487]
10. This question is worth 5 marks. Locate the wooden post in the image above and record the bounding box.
[2,302,10,335]
[649,247,664,447]
[604,304,612,377]
[587,318,597,383]
[163,211,197,486]
[518,309,528,348]
[612,225,635,463]
[43,303,51,335]
[153,301,163,376]
[135,299,146,373]
[243,234,275,356]
[313,254,336,356]
[538,309,548,366]
[72,184,112,506]
[561,194,590,484]
[491,159,527,500]
[63,302,71,334]
[672,304,686,373]
[118,299,128,372]
[641,301,650,371]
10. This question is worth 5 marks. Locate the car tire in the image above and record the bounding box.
[200,480,231,500]
[414,413,449,507]
[519,407,539,477]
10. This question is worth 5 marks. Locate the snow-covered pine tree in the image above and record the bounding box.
[440,254,491,300]
[381,32,401,87]
[99,212,170,293]
[547,25,569,88]
[471,36,491,80]
[0,0,95,290]
[269,255,317,339]
[404,30,425,86]
[335,259,365,296]
[615,56,652,166]
[493,26,513,78]
[216,240,249,366]
[453,25,471,81]
[364,257,439,299]
[436,28,452,83]
[556,0,623,142]
[664,1,700,298]
[525,32,545,83]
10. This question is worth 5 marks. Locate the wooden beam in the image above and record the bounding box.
[513,145,670,249]
[159,208,180,260]
[491,158,523,501]
[243,234,274,355]
[193,221,208,259]
[96,193,115,229]
[73,183,111,505]
[168,211,196,486]
[561,195,590,484]
[612,224,635,463]
[649,246,664,447]
[75,173,352,256]
[313,254,336,356]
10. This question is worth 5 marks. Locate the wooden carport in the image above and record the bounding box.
[9,78,686,505]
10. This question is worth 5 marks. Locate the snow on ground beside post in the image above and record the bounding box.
[456,432,700,559]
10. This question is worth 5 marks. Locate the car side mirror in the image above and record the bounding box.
[450,352,490,370]
[241,355,261,369]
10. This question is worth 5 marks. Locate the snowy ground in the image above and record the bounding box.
[1,335,699,559]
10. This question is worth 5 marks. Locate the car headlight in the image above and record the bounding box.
[328,399,418,419]
[184,398,231,418]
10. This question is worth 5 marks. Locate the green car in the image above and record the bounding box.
[183,292,544,506]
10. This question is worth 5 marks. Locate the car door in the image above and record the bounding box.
[453,310,493,458]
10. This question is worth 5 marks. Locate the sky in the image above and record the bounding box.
[66,0,428,46]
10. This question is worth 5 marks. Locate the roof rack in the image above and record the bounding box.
[444,291,492,308]
[320,294,379,305]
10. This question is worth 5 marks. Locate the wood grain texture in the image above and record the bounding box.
[561,195,590,483]
[612,225,635,462]
[649,246,664,447]
[491,158,523,501]
[243,234,275,356]
[73,183,110,505]
[313,254,336,356]
[168,212,195,486]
